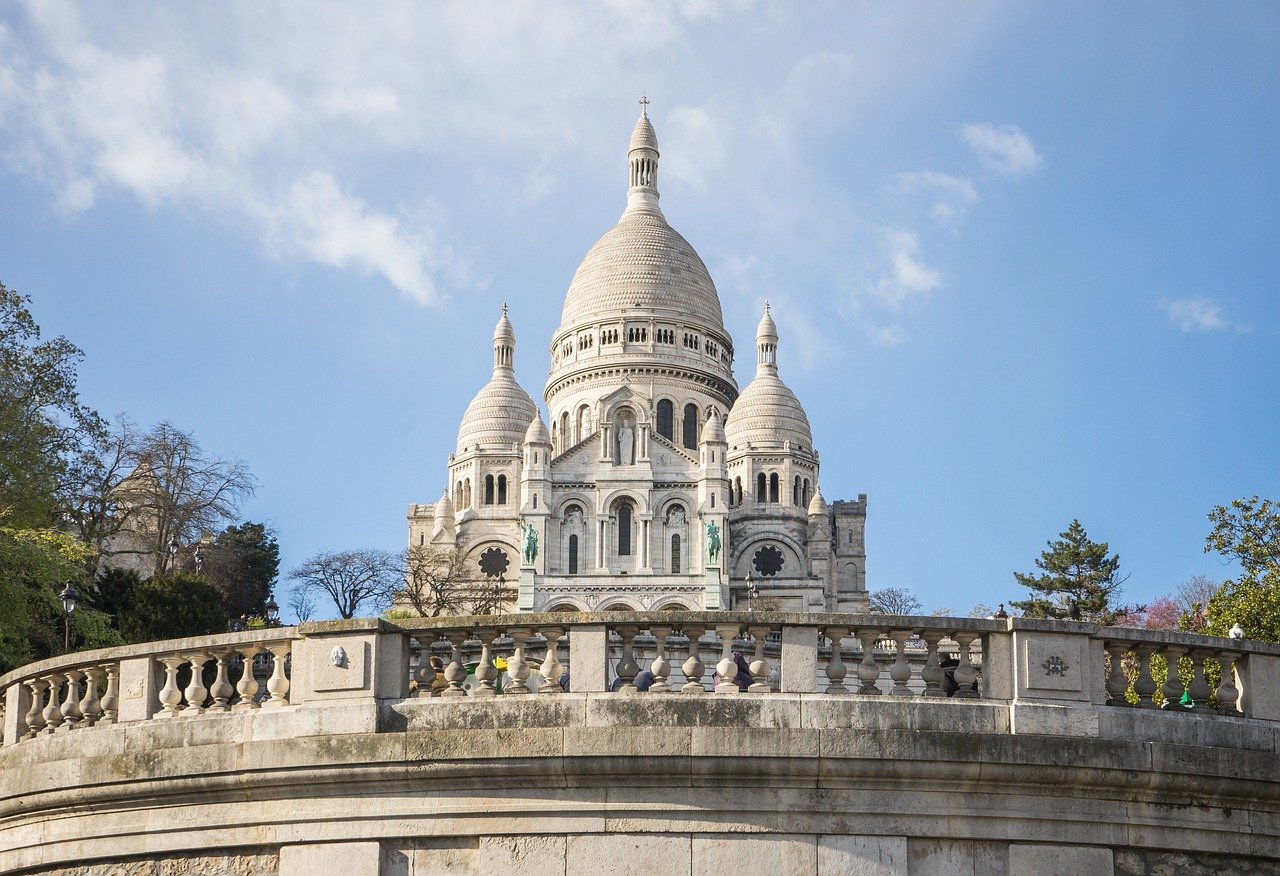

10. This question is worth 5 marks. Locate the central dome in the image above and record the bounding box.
[559,212,726,331]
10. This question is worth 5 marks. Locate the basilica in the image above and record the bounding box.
[407,106,867,613]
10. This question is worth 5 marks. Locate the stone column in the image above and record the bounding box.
[570,624,608,692]
[779,626,817,693]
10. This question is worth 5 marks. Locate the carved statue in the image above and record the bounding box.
[518,520,538,566]
[705,520,721,564]
[617,420,634,465]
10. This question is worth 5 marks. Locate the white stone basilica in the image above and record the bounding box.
[407,107,868,614]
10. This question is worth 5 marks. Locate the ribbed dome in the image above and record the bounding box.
[559,212,726,333]
[456,375,536,453]
[807,486,828,516]
[629,113,659,153]
[725,372,813,451]
[524,411,551,445]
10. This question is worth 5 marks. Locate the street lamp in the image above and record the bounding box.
[166,535,180,572]
[745,571,758,609]
[58,581,80,652]
[264,593,280,627]
[494,574,505,609]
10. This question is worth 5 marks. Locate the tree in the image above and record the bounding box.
[1012,519,1134,624]
[289,549,400,620]
[868,586,922,615]
[105,422,255,577]
[287,584,318,623]
[120,572,230,643]
[1203,497,1280,642]
[402,544,511,616]
[201,522,279,620]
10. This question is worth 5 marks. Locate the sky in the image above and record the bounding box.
[1,2,1277,621]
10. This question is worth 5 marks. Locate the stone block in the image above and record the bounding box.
[780,625,819,693]
[1007,843,1112,876]
[279,841,380,876]
[566,833,691,875]
[818,834,907,875]
[115,656,160,723]
[982,632,1015,701]
[693,833,815,873]
[1240,653,1280,722]
[300,636,370,695]
[909,838,1008,876]
[405,726,563,761]
[1009,702,1098,737]
[474,834,566,869]
[570,625,608,692]
[3,683,25,745]
[586,692,800,729]
[563,724,691,757]
[1015,632,1090,702]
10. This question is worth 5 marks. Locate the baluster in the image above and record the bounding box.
[824,627,850,694]
[233,647,262,710]
[714,624,741,694]
[649,625,673,693]
[263,643,291,707]
[157,656,184,717]
[747,625,772,693]
[182,653,209,715]
[79,666,104,726]
[24,678,48,738]
[1215,651,1241,716]
[207,652,234,712]
[680,625,706,694]
[1104,642,1131,706]
[472,632,499,698]
[613,626,640,694]
[60,669,84,728]
[855,629,884,696]
[1160,645,1187,710]
[42,673,66,732]
[920,631,945,698]
[538,627,564,694]
[505,629,531,695]
[889,630,914,697]
[100,663,120,724]
[1186,650,1213,713]
[414,640,438,698]
[951,632,979,699]
[1133,645,1158,708]
[442,632,469,698]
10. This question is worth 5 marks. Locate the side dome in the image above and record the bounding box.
[456,307,537,453]
[725,303,814,452]
[524,411,551,446]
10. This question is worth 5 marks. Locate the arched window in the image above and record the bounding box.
[656,399,674,441]
[682,403,699,450]
[568,534,579,574]
[497,474,507,505]
[532,494,538,510]
[757,473,767,503]
[560,412,570,448]
[577,405,591,443]
[671,534,681,573]
[710,493,716,508]
[617,502,633,556]
[793,476,801,505]
[419,532,424,546]
[464,479,471,507]
[769,472,779,503]
[484,474,495,505]
[734,477,742,506]
[803,478,811,508]
[454,481,462,507]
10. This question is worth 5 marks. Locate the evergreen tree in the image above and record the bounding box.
[1012,519,1132,624]
[201,522,279,620]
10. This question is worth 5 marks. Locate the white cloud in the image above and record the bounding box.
[959,122,1042,178]
[660,105,727,191]
[865,229,941,307]
[896,170,978,227]
[867,323,906,347]
[1160,297,1250,333]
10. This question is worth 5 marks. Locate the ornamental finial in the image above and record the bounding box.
[639,94,649,117]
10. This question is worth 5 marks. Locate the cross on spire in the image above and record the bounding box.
[639,94,649,116]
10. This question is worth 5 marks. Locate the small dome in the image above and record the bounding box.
[524,411,551,446]
[724,372,813,451]
[493,304,515,343]
[757,303,778,344]
[456,375,537,453]
[807,486,828,516]
[629,112,659,154]
[434,489,454,521]
[702,409,726,444]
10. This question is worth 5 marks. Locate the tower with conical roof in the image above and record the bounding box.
[407,103,867,614]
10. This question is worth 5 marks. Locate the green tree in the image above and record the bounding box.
[201,522,279,620]
[1012,519,1133,624]
[1204,497,1280,643]
[120,572,229,644]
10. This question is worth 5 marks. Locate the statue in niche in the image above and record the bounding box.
[566,508,583,527]
[518,519,538,566]
[617,419,634,465]
[667,507,686,526]
[705,521,721,564]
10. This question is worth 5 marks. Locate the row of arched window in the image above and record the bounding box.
[729,473,811,508]
[655,399,702,450]
[550,326,729,364]
[453,474,510,508]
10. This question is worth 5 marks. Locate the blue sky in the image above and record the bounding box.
[2,2,1277,619]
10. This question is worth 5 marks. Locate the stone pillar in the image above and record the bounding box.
[1239,653,1280,721]
[779,625,817,693]
[640,517,651,570]
[570,624,608,692]
[3,682,25,745]
[517,566,536,612]
[115,655,161,723]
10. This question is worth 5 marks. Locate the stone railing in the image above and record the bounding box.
[1,627,296,744]
[4,613,1279,746]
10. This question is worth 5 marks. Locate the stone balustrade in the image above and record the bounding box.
[1,627,296,743]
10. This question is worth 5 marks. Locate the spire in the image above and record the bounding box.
[493,304,516,374]
[756,301,779,375]
[623,98,662,219]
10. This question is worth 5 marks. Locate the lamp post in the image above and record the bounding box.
[264,593,279,627]
[58,581,80,652]
[745,571,758,610]
[494,574,505,611]
[166,535,180,572]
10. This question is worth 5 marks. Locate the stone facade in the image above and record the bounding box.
[408,108,868,614]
